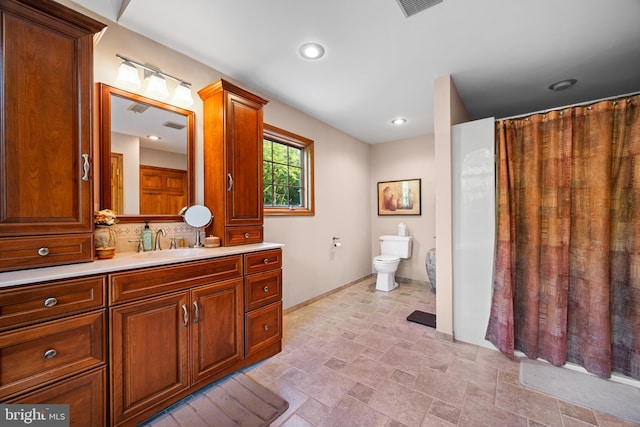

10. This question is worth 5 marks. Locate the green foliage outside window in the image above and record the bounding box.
[263,139,304,207]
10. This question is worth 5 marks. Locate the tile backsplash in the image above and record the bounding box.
[112,222,203,253]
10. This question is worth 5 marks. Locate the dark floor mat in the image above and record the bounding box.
[406,310,436,328]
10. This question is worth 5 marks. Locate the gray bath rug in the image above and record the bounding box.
[520,358,640,424]
[140,372,289,426]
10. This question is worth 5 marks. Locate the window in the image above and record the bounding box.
[263,123,314,215]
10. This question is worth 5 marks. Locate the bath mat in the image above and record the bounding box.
[140,372,289,426]
[520,358,640,424]
[407,310,436,328]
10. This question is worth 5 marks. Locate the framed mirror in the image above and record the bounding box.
[97,83,195,222]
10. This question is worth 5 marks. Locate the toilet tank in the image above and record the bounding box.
[379,235,413,259]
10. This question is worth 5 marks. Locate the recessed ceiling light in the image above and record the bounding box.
[391,118,407,125]
[299,42,325,60]
[548,79,577,91]
[147,135,162,141]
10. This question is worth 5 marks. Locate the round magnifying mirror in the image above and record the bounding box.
[183,205,212,228]
[182,205,212,247]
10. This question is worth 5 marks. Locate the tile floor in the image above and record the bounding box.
[145,277,638,427]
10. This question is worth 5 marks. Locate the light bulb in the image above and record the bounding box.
[299,43,325,60]
[145,73,169,100]
[115,61,141,90]
[172,82,194,108]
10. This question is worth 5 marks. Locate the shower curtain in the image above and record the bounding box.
[485,94,640,380]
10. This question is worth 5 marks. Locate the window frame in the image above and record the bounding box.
[263,123,314,216]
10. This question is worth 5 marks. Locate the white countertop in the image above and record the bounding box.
[0,242,284,288]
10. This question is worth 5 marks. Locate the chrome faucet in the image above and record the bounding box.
[154,229,167,251]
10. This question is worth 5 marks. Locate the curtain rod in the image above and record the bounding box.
[497,90,640,121]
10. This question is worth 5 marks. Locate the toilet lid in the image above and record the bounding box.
[375,255,400,263]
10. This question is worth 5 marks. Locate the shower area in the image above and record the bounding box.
[452,94,640,386]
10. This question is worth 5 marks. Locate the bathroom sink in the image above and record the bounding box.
[132,248,209,259]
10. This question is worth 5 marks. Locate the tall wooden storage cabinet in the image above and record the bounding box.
[0,0,105,272]
[198,79,268,246]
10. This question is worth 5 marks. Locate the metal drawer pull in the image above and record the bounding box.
[263,258,268,264]
[38,247,49,256]
[193,301,200,324]
[44,349,57,359]
[263,324,270,331]
[244,233,250,239]
[227,173,234,191]
[181,304,188,328]
[81,153,90,181]
[44,297,58,308]
[263,286,269,292]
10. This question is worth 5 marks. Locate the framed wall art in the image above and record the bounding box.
[377,178,421,216]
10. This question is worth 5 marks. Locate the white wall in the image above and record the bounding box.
[370,136,436,284]
[140,148,187,170]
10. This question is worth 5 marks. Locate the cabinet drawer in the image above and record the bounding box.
[0,310,105,399]
[6,367,106,427]
[226,226,263,246]
[244,248,282,275]
[0,275,106,332]
[245,301,282,357]
[244,269,282,312]
[0,234,94,273]
[109,255,242,305]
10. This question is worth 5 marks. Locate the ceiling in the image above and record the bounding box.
[71,0,640,144]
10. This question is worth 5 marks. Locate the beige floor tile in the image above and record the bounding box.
[332,355,395,390]
[458,396,528,427]
[428,399,461,425]
[414,368,468,407]
[295,365,357,407]
[367,379,433,426]
[495,380,563,427]
[296,398,331,424]
[321,395,389,427]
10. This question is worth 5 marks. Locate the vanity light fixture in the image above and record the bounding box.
[299,42,325,60]
[115,53,194,107]
[391,118,407,125]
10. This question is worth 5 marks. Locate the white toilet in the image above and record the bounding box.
[373,235,413,292]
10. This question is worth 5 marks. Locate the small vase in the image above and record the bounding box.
[95,225,116,259]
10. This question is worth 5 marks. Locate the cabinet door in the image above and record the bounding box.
[0,4,98,236]
[110,292,189,425]
[225,91,264,226]
[7,367,106,427]
[190,278,243,385]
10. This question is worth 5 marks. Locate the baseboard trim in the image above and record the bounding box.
[283,274,374,315]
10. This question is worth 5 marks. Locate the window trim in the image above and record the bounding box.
[263,123,314,216]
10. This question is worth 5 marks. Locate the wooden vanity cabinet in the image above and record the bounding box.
[199,79,269,246]
[0,274,107,426]
[0,0,105,272]
[243,249,283,357]
[109,256,244,427]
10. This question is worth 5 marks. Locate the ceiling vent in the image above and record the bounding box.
[396,0,443,18]
[127,102,150,114]
[163,121,186,130]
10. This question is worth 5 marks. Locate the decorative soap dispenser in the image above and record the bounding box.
[141,221,153,251]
